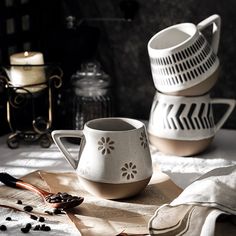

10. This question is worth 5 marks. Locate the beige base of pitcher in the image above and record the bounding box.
[167,66,220,96]
[148,133,214,156]
[79,176,151,199]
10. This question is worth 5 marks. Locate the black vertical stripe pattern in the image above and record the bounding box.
[150,34,218,87]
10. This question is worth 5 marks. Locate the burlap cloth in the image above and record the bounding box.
[0,163,182,235]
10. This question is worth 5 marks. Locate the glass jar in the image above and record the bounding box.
[71,62,114,130]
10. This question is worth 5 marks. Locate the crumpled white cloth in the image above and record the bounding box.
[150,129,236,189]
[149,165,236,236]
[171,165,236,214]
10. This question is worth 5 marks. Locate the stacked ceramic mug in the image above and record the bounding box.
[147,14,236,156]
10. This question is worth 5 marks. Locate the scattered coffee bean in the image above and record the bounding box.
[25,223,32,229]
[5,217,11,221]
[40,224,46,231]
[53,208,62,214]
[30,214,38,220]
[23,205,33,212]
[38,216,45,222]
[43,226,51,231]
[33,225,40,231]
[17,199,23,204]
[44,210,53,215]
[0,225,7,231]
[21,227,30,233]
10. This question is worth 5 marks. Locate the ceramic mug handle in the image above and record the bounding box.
[197,14,221,54]
[211,99,236,132]
[51,130,85,169]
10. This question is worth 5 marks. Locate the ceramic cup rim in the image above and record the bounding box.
[85,117,145,133]
[148,22,198,56]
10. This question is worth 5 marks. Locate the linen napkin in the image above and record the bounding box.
[148,165,236,236]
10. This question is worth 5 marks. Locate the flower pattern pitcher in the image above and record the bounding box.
[52,117,153,199]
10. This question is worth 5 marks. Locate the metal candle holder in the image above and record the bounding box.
[0,64,62,148]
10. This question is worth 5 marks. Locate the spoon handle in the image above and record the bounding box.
[0,172,22,187]
[0,172,49,197]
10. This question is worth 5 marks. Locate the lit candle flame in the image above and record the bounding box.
[24,51,29,57]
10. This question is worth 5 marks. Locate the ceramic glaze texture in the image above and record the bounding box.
[77,123,152,183]
[52,118,153,184]
[148,92,235,141]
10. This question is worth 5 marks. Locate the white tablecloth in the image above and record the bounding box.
[151,129,236,188]
[0,129,236,188]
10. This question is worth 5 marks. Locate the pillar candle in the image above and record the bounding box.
[9,51,46,92]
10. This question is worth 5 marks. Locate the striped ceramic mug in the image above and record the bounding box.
[148,92,235,156]
[148,14,221,96]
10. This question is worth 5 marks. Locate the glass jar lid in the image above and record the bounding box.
[71,62,110,89]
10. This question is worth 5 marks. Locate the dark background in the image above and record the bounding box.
[0,0,236,135]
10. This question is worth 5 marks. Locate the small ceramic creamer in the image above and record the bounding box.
[52,117,153,199]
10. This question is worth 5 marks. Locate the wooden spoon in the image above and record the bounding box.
[0,172,84,209]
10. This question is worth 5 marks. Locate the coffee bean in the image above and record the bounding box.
[33,225,40,231]
[5,217,11,221]
[53,208,62,214]
[61,192,69,197]
[23,205,33,212]
[45,194,53,200]
[39,216,45,222]
[25,223,32,229]
[48,195,58,200]
[48,199,57,203]
[40,224,46,230]
[0,225,7,231]
[30,214,38,220]
[44,210,53,215]
[45,192,83,206]
[17,199,23,204]
[43,226,51,231]
[21,227,30,233]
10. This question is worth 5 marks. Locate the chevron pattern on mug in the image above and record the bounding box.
[155,102,214,130]
[148,92,236,141]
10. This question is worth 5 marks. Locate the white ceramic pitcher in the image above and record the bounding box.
[52,117,153,199]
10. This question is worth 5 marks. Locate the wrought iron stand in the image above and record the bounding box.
[0,65,62,148]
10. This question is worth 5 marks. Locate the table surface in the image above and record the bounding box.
[0,129,235,188]
[0,128,236,235]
